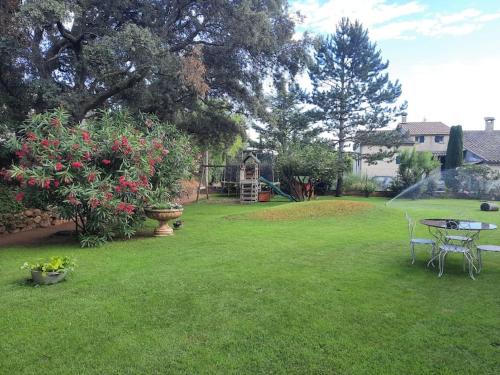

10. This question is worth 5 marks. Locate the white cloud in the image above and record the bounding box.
[291,1,500,40]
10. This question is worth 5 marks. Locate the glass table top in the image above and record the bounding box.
[420,219,498,231]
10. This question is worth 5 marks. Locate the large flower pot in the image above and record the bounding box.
[144,208,183,237]
[31,270,67,285]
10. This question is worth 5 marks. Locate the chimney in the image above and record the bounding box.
[485,117,495,131]
[401,113,407,123]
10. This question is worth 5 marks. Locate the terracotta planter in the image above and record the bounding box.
[144,208,183,236]
[31,270,67,285]
[258,191,271,202]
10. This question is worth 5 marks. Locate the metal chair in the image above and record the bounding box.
[405,213,436,265]
[445,234,473,245]
[476,245,500,273]
[438,244,476,279]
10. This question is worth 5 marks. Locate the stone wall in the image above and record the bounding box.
[0,209,63,235]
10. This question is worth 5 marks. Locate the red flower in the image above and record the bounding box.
[102,159,111,165]
[83,152,91,161]
[27,178,36,186]
[52,140,60,147]
[111,140,120,151]
[15,192,25,202]
[105,192,113,200]
[67,193,81,206]
[89,197,100,209]
[87,172,97,183]
[40,139,50,148]
[26,132,37,141]
[43,180,51,189]
[55,162,64,171]
[50,118,61,127]
[121,136,129,146]
[162,148,169,156]
[53,180,60,188]
[16,174,24,183]
[71,161,83,169]
[82,131,91,143]
[114,185,122,193]
[116,202,135,214]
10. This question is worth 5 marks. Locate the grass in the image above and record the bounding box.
[0,197,499,374]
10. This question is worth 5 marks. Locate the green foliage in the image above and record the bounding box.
[0,186,23,214]
[254,78,318,154]
[276,142,341,200]
[445,125,464,169]
[309,18,406,196]
[1,1,299,131]
[455,164,500,199]
[390,148,440,194]
[444,125,464,190]
[21,256,75,274]
[344,174,378,197]
[5,109,195,247]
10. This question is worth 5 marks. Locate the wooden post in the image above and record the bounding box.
[204,150,209,200]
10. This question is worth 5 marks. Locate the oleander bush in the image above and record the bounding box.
[3,109,195,247]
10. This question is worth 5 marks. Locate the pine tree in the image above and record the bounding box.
[309,18,406,196]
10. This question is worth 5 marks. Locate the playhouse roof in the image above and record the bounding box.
[242,153,260,164]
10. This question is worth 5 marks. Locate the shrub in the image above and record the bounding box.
[4,109,195,247]
[344,174,377,197]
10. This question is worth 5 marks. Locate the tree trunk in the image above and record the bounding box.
[335,173,343,197]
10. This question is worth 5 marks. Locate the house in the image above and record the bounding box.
[353,115,450,186]
[463,117,500,172]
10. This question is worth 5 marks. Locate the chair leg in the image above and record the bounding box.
[477,250,482,273]
[411,243,415,264]
[429,244,436,268]
[438,251,447,277]
[466,252,475,280]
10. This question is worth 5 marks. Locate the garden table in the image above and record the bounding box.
[420,219,497,278]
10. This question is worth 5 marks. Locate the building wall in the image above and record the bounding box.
[354,145,413,178]
[411,134,449,153]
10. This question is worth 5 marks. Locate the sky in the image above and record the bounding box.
[289,0,500,130]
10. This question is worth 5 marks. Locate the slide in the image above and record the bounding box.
[259,176,297,202]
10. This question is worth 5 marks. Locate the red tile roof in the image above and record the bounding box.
[398,122,450,135]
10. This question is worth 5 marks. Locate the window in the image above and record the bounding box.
[435,135,444,144]
[415,135,425,143]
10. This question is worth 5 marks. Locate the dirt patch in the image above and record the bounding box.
[247,200,374,221]
[0,222,76,248]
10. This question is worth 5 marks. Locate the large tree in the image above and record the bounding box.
[253,77,319,155]
[309,18,406,196]
[0,0,302,128]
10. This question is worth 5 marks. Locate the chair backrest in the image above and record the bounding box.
[405,212,416,239]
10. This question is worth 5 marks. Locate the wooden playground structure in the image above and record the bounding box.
[195,150,296,204]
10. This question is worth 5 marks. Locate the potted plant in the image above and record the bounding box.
[21,256,76,285]
[144,188,183,236]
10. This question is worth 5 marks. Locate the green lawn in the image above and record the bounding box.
[1,197,499,374]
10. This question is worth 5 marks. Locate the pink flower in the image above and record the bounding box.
[82,131,91,143]
[15,192,25,202]
[71,161,83,169]
[53,180,60,188]
[89,197,100,209]
[55,162,64,171]
[40,139,50,148]
[87,172,97,183]
[43,180,51,189]
[102,159,111,165]
[50,118,61,127]
[26,132,37,141]
[27,178,36,186]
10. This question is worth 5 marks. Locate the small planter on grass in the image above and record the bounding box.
[21,256,75,285]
